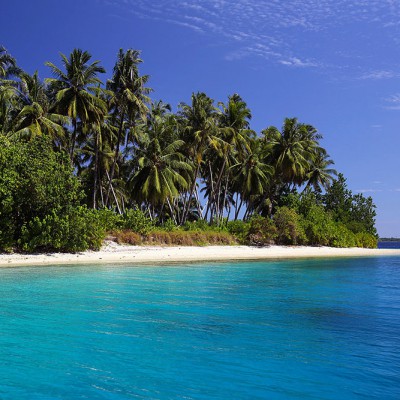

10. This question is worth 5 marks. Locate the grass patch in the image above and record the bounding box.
[112,229,237,246]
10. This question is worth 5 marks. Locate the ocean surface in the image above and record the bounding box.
[1,257,400,399]
[378,241,400,249]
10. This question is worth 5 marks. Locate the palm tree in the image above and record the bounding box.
[262,118,319,187]
[0,81,18,135]
[45,49,107,163]
[106,49,151,204]
[0,46,21,136]
[304,149,337,192]
[11,72,68,141]
[231,139,273,220]
[178,92,222,223]
[79,112,117,209]
[206,94,253,222]
[130,136,191,220]
[0,46,20,78]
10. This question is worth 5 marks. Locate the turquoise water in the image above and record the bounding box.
[1,257,400,399]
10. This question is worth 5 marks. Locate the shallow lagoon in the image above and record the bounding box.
[1,257,400,399]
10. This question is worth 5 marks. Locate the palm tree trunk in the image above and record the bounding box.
[106,114,124,206]
[121,195,125,214]
[69,118,77,164]
[211,156,228,225]
[174,198,181,224]
[181,162,200,224]
[194,187,203,219]
[204,162,214,222]
[166,198,177,224]
[93,128,99,209]
[220,173,230,223]
[100,180,105,208]
[234,196,244,220]
[106,170,122,214]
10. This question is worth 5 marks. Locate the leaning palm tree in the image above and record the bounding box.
[45,49,107,162]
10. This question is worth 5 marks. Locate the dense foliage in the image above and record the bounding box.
[0,45,378,251]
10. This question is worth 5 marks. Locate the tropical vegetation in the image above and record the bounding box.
[0,46,377,251]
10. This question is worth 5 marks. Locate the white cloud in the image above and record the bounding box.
[357,189,383,193]
[360,70,398,80]
[99,0,400,73]
[386,94,400,103]
[383,93,400,110]
[279,57,319,68]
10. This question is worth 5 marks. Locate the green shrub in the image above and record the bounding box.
[355,232,378,248]
[96,208,124,231]
[0,136,84,252]
[247,215,277,246]
[279,192,301,212]
[301,205,334,246]
[182,219,211,232]
[19,206,106,252]
[123,209,155,235]
[226,220,250,244]
[274,206,307,245]
[329,223,357,248]
[162,218,178,232]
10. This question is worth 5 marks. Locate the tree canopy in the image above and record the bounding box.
[0,45,377,251]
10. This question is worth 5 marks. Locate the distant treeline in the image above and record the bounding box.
[379,238,400,242]
[0,46,378,251]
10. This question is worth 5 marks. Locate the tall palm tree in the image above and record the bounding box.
[45,49,107,162]
[178,92,222,223]
[106,49,151,204]
[79,111,117,209]
[206,94,253,222]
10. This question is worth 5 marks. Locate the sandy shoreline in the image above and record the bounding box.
[0,242,400,267]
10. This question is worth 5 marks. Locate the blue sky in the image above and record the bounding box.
[2,0,400,236]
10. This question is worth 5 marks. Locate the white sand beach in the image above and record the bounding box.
[1,242,400,267]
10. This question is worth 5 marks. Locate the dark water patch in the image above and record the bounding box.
[378,241,400,249]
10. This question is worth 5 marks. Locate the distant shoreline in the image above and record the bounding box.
[1,243,400,267]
